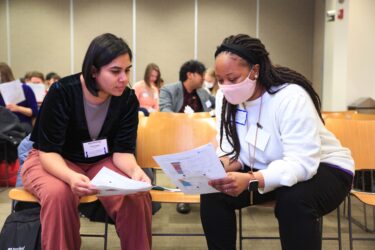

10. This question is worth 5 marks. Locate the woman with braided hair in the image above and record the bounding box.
[200,34,354,250]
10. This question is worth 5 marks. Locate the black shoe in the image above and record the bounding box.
[152,202,162,215]
[176,203,191,214]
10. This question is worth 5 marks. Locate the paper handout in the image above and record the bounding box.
[90,167,152,196]
[0,80,25,104]
[153,143,226,194]
[26,83,46,102]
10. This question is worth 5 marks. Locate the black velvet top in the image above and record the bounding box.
[31,73,139,163]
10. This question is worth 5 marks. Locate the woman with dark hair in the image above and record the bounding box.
[200,34,354,250]
[45,71,61,89]
[133,63,161,115]
[22,33,152,250]
[0,62,38,134]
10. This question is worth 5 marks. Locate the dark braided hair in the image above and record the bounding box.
[217,34,323,162]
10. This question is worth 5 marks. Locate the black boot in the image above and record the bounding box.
[152,202,162,215]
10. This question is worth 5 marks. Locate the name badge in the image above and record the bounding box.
[235,109,247,125]
[82,138,109,158]
[245,124,270,151]
[205,100,212,108]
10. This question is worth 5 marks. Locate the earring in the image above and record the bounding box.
[255,75,258,79]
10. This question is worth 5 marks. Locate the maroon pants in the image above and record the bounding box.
[22,149,152,250]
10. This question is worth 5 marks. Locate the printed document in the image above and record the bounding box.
[26,83,46,102]
[153,143,226,194]
[0,80,25,104]
[90,167,152,196]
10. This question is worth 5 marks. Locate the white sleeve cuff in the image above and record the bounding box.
[258,160,299,194]
[258,168,281,194]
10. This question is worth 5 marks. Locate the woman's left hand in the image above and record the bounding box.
[131,168,151,184]
[209,172,250,197]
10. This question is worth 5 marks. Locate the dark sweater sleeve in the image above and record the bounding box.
[111,89,139,154]
[32,82,71,153]
[22,84,38,118]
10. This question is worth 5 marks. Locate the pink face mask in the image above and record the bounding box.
[218,73,256,105]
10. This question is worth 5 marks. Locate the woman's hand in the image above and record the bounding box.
[69,172,98,196]
[6,103,33,117]
[208,172,251,197]
[131,168,151,184]
[6,103,19,112]
[113,152,151,184]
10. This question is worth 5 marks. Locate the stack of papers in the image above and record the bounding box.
[90,167,152,196]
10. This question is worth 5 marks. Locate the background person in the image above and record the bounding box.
[0,62,38,134]
[24,71,45,84]
[45,71,61,89]
[133,63,161,115]
[204,68,219,96]
[200,34,354,250]
[159,60,215,114]
[21,33,152,250]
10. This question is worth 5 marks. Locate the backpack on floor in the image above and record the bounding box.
[0,207,41,250]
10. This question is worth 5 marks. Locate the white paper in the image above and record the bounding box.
[90,167,152,196]
[153,143,226,194]
[26,83,46,102]
[0,80,25,104]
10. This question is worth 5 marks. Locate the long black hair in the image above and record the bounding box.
[217,34,323,162]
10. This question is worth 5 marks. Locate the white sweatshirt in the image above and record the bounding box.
[215,84,354,194]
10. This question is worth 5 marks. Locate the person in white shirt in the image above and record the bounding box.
[200,34,354,250]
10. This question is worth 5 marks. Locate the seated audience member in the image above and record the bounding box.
[133,63,161,115]
[24,71,47,104]
[21,33,152,250]
[204,68,219,96]
[24,71,45,84]
[0,63,38,134]
[159,60,215,114]
[200,34,354,250]
[158,77,165,91]
[159,60,215,214]
[45,72,61,89]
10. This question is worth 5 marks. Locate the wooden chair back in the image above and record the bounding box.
[325,118,375,171]
[136,113,217,169]
[321,111,356,120]
[351,113,375,120]
[149,111,211,119]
